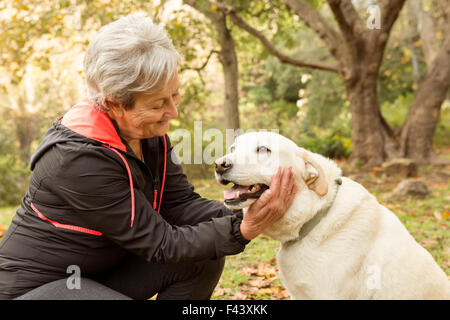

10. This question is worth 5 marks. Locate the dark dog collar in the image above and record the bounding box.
[288,177,342,243]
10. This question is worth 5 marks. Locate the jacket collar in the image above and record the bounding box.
[60,98,127,152]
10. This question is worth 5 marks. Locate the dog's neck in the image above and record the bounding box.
[286,178,342,243]
[260,173,342,243]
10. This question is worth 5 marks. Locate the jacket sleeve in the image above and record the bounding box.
[49,143,249,264]
[158,135,240,227]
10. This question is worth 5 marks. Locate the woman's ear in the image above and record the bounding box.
[296,148,328,197]
[105,98,125,118]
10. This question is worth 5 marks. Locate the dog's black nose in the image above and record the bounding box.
[215,157,233,174]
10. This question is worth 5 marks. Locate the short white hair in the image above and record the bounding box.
[84,14,182,110]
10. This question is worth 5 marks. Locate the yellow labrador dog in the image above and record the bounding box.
[214,132,450,299]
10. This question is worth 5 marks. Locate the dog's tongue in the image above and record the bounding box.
[224,185,249,200]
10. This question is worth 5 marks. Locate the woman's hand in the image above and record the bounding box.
[240,166,298,240]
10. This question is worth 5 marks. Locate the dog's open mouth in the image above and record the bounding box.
[223,183,270,206]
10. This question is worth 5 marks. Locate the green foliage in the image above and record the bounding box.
[298,124,352,159]
[378,44,419,107]
[0,109,31,206]
[0,0,159,84]
[302,70,347,128]
[434,102,450,147]
[0,156,30,207]
[305,0,325,8]
[380,93,414,129]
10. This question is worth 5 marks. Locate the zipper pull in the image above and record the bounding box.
[153,176,160,211]
[153,189,158,210]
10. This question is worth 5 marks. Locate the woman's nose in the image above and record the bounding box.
[166,97,179,118]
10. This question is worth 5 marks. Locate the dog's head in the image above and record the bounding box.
[215,131,329,210]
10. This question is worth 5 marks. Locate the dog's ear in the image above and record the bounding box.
[296,148,328,197]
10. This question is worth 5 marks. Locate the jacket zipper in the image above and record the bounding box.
[153,176,160,210]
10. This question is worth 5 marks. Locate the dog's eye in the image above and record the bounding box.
[257,146,270,153]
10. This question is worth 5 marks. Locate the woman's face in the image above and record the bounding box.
[110,73,180,141]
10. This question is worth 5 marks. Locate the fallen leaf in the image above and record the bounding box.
[433,211,442,220]
[257,261,265,276]
[279,289,290,299]
[420,239,438,247]
[0,225,5,241]
[213,287,232,297]
[256,288,273,295]
[240,265,259,276]
[248,277,273,288]
[231,290,247,300]
[442,212,450,219]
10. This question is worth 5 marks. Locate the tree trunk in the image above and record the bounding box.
[214,15,240,130]
[400,39,450,162]
[284,0,406,166]
[399,0,450,163]
[344,70,400,166]
[13,111,39,165]
[183,0,241,130]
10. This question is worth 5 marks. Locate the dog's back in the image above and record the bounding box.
[277,177,450,300]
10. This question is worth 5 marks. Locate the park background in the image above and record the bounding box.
[0,0,449,299]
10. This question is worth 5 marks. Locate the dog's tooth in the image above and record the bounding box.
[236,191,240,198]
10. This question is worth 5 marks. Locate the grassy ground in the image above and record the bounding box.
[0,149,448,300]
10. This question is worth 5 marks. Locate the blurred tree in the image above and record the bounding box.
[213,0,449,165]
[183,0,240,130]
[0,0,158,167]
[0,0,219,158]
[399,0,450,162]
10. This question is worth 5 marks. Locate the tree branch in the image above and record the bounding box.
[180,50,221,85]
[230,12,338,72]
[327,0,365,40]
[183,0,220,22]
[366,0,406,51]
[379,0,407,33]
[209,1,339,72]
[282,0,343,60]
[436,0,450,28]
[180,50,221,72]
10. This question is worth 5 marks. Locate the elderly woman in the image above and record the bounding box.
[0,15,297,300]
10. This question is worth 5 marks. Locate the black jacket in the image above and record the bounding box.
[0,100,248,299]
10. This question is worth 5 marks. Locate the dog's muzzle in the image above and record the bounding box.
[222,183,270,206]
[215,157,269,206]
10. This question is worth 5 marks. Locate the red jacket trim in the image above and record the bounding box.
[60,99,127,152]
[102,144,136,227]
[31,202,103,236]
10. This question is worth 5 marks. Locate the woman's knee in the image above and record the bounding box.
[193,257,226,297]
[15,277,131,300]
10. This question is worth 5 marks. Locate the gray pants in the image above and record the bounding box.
[14,254,225,300]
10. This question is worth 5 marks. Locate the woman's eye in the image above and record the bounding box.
[257,146,270,153]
